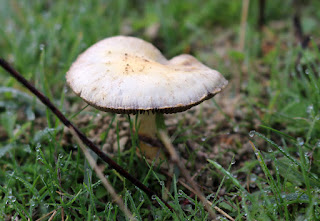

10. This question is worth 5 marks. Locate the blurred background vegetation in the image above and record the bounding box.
[1,0,320,220]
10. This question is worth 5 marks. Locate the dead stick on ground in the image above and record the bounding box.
[158,130,217,219]
[0,58,173,212]
[70,128,135,220]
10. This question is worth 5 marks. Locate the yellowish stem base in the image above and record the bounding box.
[133,113,166,161]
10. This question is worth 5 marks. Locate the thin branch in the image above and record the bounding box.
[0,58,173,212]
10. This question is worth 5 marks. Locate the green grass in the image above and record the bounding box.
[1,0,320,220]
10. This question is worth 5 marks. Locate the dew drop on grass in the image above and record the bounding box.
[35,143,41,151]
[7,189,16,204]
[249,130,255,137]
[63,86,68,93]
[231,159,236,165]
[178,190,184,196]
[127,190,131,195]
[7,195,16,204]
[23,144,31,153]
[59,153,63,159]
[55,23,62,31]
[139,195,144,202]
[30,200,36,207]
[297,64,302,72]
[39,44,45,51]
[32,195,38,201]
[307,104,314,115]
[201,137,206,142]
[151,195,157,200]
[305,69,310,75]
[159,181,164,186]
[297,137,304,146]
[316,140,320,148]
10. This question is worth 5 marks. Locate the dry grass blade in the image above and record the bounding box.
[69,127,135,220]
[36,210,57,221]
[239,0,250,51]
[158,130,179,163]
[207,202,235,221]
[163,171,235,221]
[158,130,217,219]
[48,210,58,221]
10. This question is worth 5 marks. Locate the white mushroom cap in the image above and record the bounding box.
[66,36,228,114]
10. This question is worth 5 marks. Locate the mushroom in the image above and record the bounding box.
[66,36,228,161]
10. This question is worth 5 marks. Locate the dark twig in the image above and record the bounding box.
[258,0,266,30]
[293,12,311,70]
[293,13,310,49]
[0,58,173,212]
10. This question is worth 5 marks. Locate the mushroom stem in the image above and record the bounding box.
[134,112,166,160]
[134,112,179,163]
[136,112,157,138]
